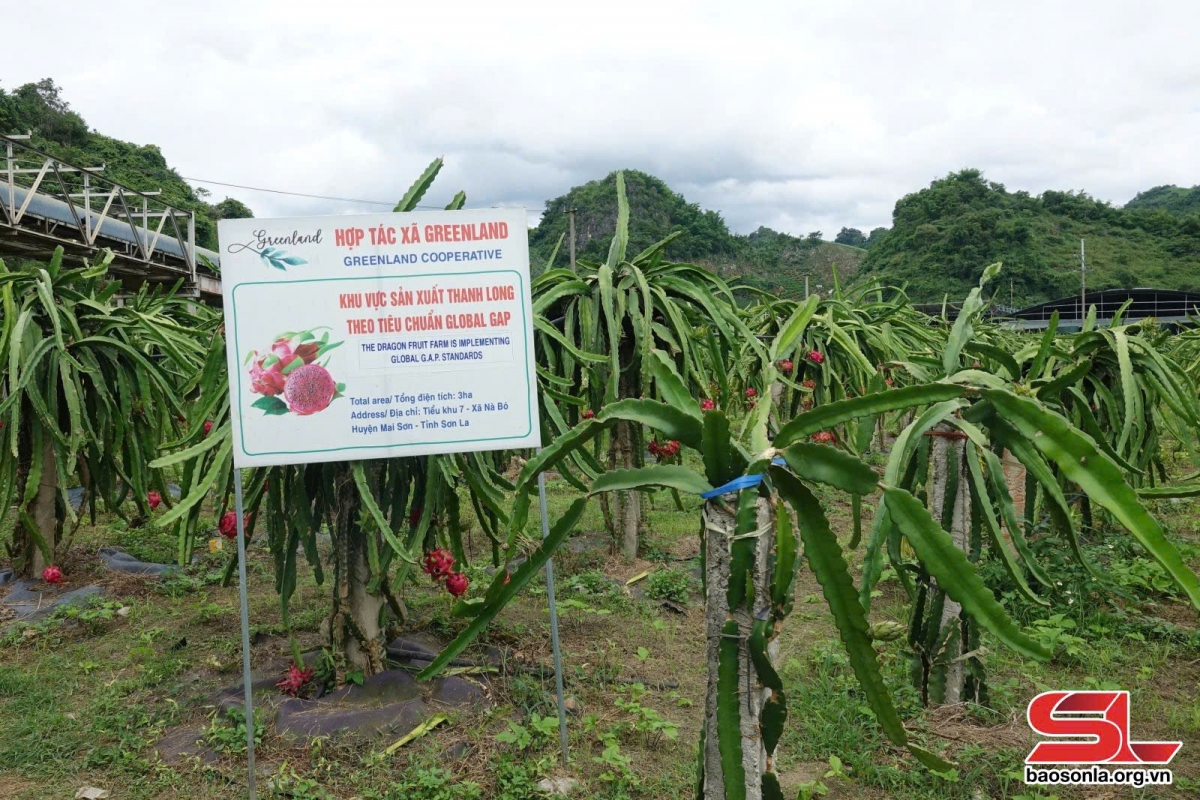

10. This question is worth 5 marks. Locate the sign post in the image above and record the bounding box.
[218,208,566,796]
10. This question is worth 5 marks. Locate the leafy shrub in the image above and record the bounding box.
[644,568,695,604]
[382,763,481,800]
[205,707,264,754]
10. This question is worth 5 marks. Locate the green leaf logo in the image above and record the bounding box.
[259,247,307,271]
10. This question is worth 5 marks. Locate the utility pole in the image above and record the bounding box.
[566,208,577,272]
[1080,238,1086,322]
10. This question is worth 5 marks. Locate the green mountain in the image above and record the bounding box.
[529,170,866,296]
[0,79,252,250]
[1125,185,1200,217]
[859,169,1200,305]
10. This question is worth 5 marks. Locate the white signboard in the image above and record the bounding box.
[218,208,541,468]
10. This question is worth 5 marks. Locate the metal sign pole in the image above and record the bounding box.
[537,463,570,763]
[233,469,257,799]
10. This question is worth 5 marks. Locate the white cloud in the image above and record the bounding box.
[6,0,1199,235]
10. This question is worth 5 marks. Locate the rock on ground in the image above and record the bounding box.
[536,777,582,796]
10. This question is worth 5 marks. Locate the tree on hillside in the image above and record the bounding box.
[835,227,868,248]
[865,226,888,248]
[860,168,1200,305]
[0,79,89,146]
[0,79,245,250]
[806,231,824,244]
[1126,185,1200,218]
[528,170,740,268]
[213,197,254,219]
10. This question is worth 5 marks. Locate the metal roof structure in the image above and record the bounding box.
[1,133,221,297]
[1006,288,1200,330]
[915,288,1200,331]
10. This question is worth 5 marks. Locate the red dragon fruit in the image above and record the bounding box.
[147,491,162,510]
[423,548,455,581]
[802,379,815,389]
[582,409,596,419]
[219,511,252,539]
[203,420,214,435]
[277,663,314,696]
[745,387,757,399]
[807,350,824,364]
[446,572,469,598]
[42,565,63,585]
[811,431,837,445]
[700,399,715,411]
[284,364,337,415]
[648,440,660,456]
[778,359,794,372]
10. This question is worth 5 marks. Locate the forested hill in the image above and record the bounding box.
[0,79,252,250]
[11,80,1197,305]
[1125,185,1200,217]
[859,170,1200,306]
[528,170,869,297]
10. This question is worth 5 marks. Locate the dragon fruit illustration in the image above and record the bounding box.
[249,357,287,396]
[248,327,344,416]
[284,364,337,416]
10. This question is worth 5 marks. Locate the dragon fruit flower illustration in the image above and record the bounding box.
[248,327,344,416]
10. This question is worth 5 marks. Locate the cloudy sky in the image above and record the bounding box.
[6,1,1199,236]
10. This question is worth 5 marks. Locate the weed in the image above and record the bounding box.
[495,713,559,752]
[205,707,264,754]
[644,568,695,604]
[376,762,481,800]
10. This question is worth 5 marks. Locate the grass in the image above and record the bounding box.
[2,453,1200,799]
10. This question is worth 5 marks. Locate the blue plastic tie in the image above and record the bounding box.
[699,457,786,499]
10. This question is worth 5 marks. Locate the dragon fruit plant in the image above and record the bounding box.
[246,327,345,416]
